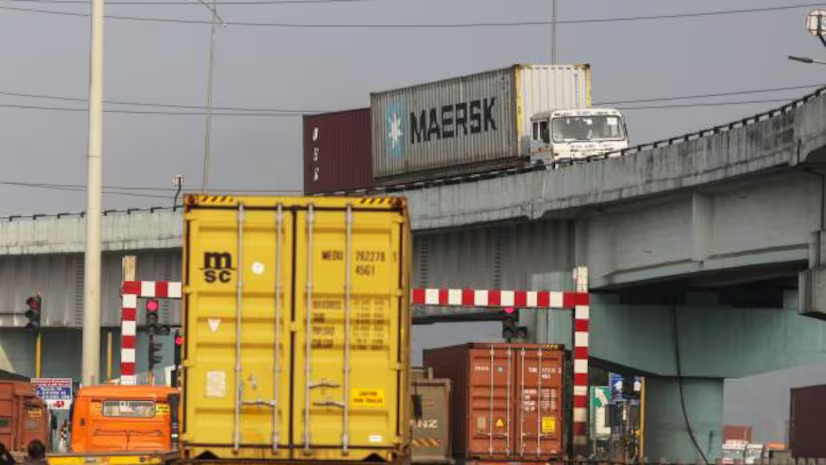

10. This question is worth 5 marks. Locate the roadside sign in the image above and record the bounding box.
[590,386,611,439]
[31,378,73,410]
[609,372,642,400]
[807,9,826,36]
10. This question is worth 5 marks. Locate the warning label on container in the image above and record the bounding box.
[541,417,556,434]
[156,404,169,415]
[351,388,385,408]
[206,371,227,398]
[495,418,504,428]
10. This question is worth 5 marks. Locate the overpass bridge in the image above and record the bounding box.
[3,87,826,460]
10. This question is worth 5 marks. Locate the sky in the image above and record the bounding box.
[1,0,825,445]
[0,0,824,214]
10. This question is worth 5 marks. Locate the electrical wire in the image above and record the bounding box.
[0,179,302,194]
[0,95,815,116]
[0,2,820,27]
[0,89,319,113]
[619,97,798,111]
[0,83,818,115]
[0,102,304,116]
[10,0,374,4]
[671,305,710,465]
[596,83,825,106]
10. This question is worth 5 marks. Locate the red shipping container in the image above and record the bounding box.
[790,384,826,458]
[723,425,753,442]
[424,343,566,461]
[303,108,373,195]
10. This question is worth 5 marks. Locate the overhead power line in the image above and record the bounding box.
[0,89,319,113]
[0,83,819,116]
[10,0,372,4]
[0,2,820,27]
[619,98,797,111]
[0,180,302,195]
[596,83,825,106]
[0,102,304,116]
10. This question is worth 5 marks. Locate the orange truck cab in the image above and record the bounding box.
[69,385,180,453]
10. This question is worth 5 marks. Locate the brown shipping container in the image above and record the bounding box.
[790,384,826,458]
[0,381,49,453]
[411,376,452,464]
[303,108,373,195]
[723,425,753,442]
[424,343,565,461]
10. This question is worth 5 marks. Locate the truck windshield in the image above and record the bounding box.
[102,400,156,418]
[552,115,625,142]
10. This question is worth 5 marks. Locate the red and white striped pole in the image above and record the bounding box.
[119,281,182,385]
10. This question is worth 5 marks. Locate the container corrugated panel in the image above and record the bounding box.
[303,108,374,195]
[181,194,412,463]
[411,377,452,464]
[370,64,590,182]
[423,343,566,461]
[790,384,826,458]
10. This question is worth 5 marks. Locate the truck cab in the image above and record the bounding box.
[69,385,179,453]
[530,108,629,164]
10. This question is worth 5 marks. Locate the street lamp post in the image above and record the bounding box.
[81,0,104,387]
[789,55,826,65]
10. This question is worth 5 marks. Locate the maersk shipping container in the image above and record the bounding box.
[423,343,566,462]
[371,64,591,182]
[303,108,374,195]
[790,384,826,458]
[181,194,412,463]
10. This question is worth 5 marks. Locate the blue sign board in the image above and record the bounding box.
[32,378,73,410]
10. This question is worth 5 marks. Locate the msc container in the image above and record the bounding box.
[0,381,49,454]
[371,64,591,183]
[181,194,413,463]
[411,376,452,464]
[723,425,753,442]
[790,384,826,458]
[423,343,566,462]
[303,108,374,195]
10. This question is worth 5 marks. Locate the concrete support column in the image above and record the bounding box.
[643,376,723,462]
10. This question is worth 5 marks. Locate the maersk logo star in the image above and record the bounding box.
[385,103,404,157]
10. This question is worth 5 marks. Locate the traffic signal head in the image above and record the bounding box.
[145,299,160,335]
[149,340,163,367]
[501,307,528,341]
[25,294,42,331]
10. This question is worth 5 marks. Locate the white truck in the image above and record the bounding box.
[529,108,629,163]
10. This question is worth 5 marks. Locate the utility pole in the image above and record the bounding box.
[551,0,557,64]
[199,0,224,193]
[82,0,104,387]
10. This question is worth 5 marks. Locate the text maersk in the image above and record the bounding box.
[410,97,497,144]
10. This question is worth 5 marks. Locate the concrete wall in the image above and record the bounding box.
[0,250,181,327]
[0,327,176,382]
[582,171,819,288]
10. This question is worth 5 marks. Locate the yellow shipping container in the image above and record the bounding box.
[180,194,412,464]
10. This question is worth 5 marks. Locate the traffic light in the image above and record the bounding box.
[148,340,163,370]
[25,294,41,332]
[145,299,160,335]
[501,307,528,341]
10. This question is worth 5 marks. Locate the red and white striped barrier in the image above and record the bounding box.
[411,284,590,447]
[119,273,591,446]
[119,281,182,386]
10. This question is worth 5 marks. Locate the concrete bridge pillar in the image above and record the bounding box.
[643,376,723,463]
